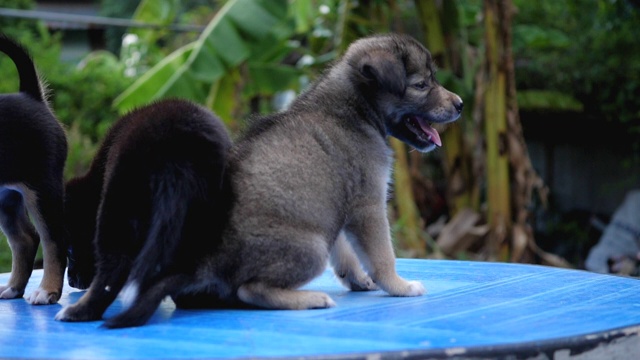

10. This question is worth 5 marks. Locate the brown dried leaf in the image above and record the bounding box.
[528,237,573,268]
[510,224,529,262]
[436,208,481,255]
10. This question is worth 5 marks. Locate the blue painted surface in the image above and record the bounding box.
[1,259,639,359]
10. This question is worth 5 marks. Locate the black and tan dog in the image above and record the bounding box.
[0,34,68,304]
[56,33,462,328]
[55,98,232,327]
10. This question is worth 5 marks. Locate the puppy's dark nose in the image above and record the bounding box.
[454,100,464,114]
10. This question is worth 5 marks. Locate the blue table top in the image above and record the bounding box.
[1,259,639,359]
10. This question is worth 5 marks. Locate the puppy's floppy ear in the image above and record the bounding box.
[357,50,406,97]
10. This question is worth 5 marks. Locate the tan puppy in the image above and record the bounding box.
[212,33,463,309]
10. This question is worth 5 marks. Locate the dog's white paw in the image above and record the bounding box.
[0,285,23,299]
[387,280,426,297]
[238,285,337,310]
[55,304,99,322]
[403,280,426,296]
[307,292,337,309]
[26,287,59,305]
[54,306,70,321]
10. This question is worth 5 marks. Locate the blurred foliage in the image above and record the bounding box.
[1,0,639,273]
[517,90,584,112]
[100,0,142,54]
[0,0,65,95]
[51,51,132,142]
[114,0,308,132]
[512,0,640,129]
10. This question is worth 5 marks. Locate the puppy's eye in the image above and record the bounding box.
[413,81,428,90]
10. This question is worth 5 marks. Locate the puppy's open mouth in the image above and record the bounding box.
[404,115,442,147]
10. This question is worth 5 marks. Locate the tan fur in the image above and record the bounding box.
[199,33,463,309]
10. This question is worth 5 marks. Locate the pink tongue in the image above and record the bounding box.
[419,122,442,147]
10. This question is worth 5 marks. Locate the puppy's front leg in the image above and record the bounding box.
[330,232,377,291]
[55,256,131,322]
[346,205,426,297]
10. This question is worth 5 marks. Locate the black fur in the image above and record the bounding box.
[0,34,68,304]
[56,99,231,327]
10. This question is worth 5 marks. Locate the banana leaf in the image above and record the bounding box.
[113,0,293,114]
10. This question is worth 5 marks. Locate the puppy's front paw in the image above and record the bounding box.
[26,287,60,305]
[349,277,378,292]
[338,272,378,292]
[55,304,101,322]
[385,279,426,297]
[0,285,24,299]
[400,280,426,297]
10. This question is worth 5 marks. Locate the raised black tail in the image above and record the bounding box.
[0,33,45,102]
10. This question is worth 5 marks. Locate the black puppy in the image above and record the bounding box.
[0,34,68,304]
[56,98,232,328]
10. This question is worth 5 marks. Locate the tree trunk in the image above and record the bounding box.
[481,0,564,265]
[483,0,511,260]
[415,0,477,217]
[391,139,427,257]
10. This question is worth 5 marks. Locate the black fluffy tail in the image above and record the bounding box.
[130,164,203,286]
[105,164,206,328]
[0,33,45,102]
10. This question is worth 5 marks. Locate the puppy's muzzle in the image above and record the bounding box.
[453,97,464,115]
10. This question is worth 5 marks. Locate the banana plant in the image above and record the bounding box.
[113,0,301,125]
[129,0,180,45]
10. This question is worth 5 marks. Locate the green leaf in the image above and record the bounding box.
[113,42,196,113]
[290,0,315,33]
[160,70,207,102]
[517,90,584,112]
[513,25,571,50]
[210,69,242,126]
[226,0,283,40]
[203,17,249,66]
[130,0,179,43]
[131,0,178,26]
[246,64,302,96]
[114,0,293,113]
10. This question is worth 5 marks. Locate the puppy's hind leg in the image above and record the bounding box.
[57,181,139,321]
[236,234,336,310]
[238,283,336,310]
[330,231,377,291]
[103,274,195,329]
[0,189,39,299]
[55,255,132,322]
[23,184,67,304]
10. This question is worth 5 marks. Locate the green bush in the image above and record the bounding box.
[46,50,134,178]
[0,236,10,273]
